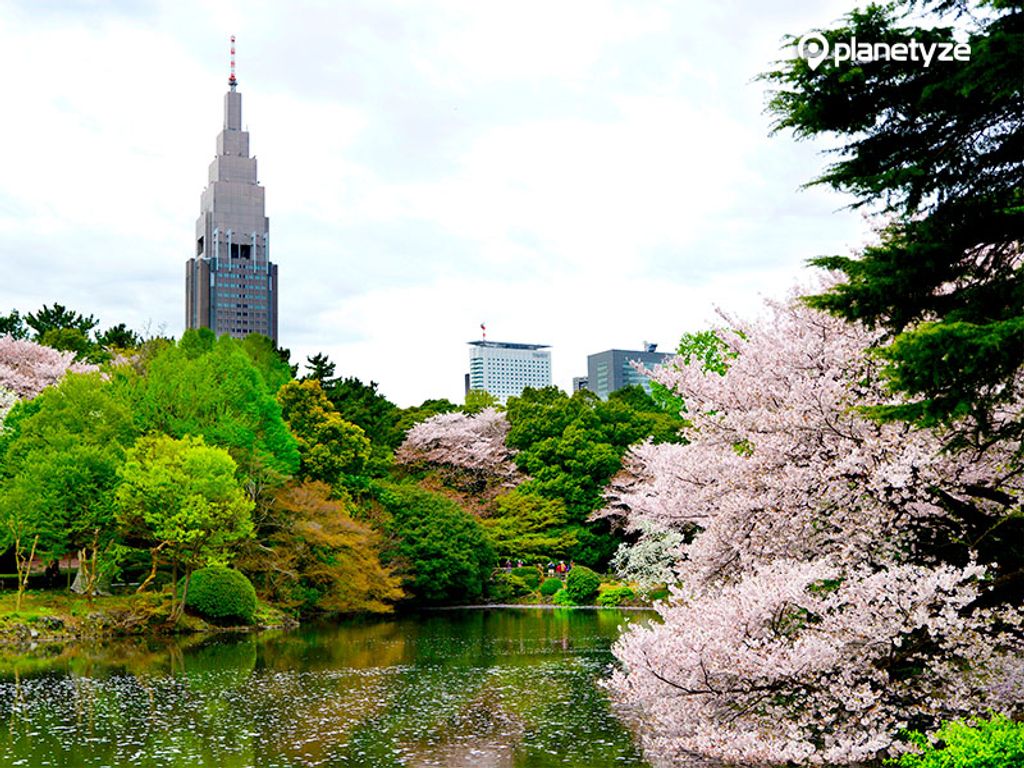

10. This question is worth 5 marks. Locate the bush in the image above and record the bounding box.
[565,566,601,604]
[647,585,669,602]
[184,567,258,625]
[891,714,1024,768]
[540,577,563,596]
[510,566,541,590]
[488,572,533,602]
[597,585,636,606]
[552,588,576,606]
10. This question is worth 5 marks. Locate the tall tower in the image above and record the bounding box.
[186,36,279,344]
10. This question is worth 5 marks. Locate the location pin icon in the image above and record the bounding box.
[797,33,829,71]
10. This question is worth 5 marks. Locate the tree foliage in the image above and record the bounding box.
[374,482,495,604]
[278,380,370,485]
[763,0,1024,442]
[238,481,402,615]
[0,373,137,596]
[303,352,337,385]
[894,713,1024,768]
[26,303,99,339]
[115,434,254,621]
[482,489,577,561]
[122,330,299,478]
[504,386,683,567]
[184,566,258,625]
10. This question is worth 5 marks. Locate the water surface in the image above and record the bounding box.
[0,607,653,767]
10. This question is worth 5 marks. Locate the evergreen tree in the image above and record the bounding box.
[764,0,1023,443]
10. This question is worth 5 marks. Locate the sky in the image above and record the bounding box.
[0,0,872,407]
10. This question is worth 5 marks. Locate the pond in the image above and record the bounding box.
[0,607,654,767]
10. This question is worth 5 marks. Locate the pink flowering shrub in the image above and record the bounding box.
[606,291,1023,766]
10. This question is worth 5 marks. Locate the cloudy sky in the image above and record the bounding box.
[0,0,870,406]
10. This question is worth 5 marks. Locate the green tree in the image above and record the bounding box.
[95,323,141,351]
[239,333,294,393]
[763,0,1024,442]
[26,303,99,339]
[374,482,495,604]
[115,434,254,622]
[326,376,402,447]
[303,352,337,385]
[464,389,500,414]
[39,327,99,362]
[0,373,137,600]
[277,379,371,484]
[483,489,578,561]
[395,398,460,433]
[503,386,683,567]
[122,331,300,478]
[0,310,28,340]
[894,713,1024,768]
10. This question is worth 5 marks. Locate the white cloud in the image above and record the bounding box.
[1,0,869,405]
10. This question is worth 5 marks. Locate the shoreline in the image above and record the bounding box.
[419,603,655,611]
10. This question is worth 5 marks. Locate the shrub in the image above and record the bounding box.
[552,588,576,606]
[488,572,533,602]
[565,566,601,604]
[540,577,563,596]
[891,714,1024,768]
[184,566,258,625]
[510,566,541,590]
[646,585,669,602]
[597,585,636,606]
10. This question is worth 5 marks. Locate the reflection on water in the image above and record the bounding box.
[0,608,652,767]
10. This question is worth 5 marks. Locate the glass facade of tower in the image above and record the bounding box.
[186,83,279,343]
[586,349,671,399]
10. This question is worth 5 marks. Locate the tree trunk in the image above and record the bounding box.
[135,543,166,594]
[14,535,38,612]
[169,567,191,626]
[168,561,179,626]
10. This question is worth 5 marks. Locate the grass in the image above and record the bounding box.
[0,588,295,645]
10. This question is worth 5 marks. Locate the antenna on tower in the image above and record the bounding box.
[228,35,237,90]
[480,322,487,340]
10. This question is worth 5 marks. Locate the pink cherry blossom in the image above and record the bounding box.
[605,287,1023,765]
[0,335,96,400]
[396,407,523,484]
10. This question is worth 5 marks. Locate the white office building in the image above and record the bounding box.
[467,341,552,402]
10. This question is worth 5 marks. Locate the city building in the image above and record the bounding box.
[467,341,551,402]
[186,38,279,344]
[586,344,671,399]
[572,376,589,392]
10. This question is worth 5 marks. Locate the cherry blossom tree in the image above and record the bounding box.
[605,289,1023,765]
[396,407,523,485]
[0,335,96,400]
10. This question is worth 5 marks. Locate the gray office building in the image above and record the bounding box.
[186,58,279,343]
[587,346,671,399]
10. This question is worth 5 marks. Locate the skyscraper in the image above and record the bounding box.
[186,37,279,344]
[467,340,552,402]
